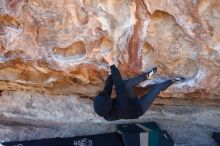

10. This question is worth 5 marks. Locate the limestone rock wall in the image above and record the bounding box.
[0,0,220,104]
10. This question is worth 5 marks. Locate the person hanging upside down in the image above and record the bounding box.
[93,53,185,121]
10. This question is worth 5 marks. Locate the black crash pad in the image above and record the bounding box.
[212,132,220,146]
[3,133,124,146]
[2,122,174,146]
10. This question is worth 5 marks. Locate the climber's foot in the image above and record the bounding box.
[146,67,157,80]
[172,77,185,84]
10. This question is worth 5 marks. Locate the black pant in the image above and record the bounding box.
[124,72,173,114]
[102,65,173,118]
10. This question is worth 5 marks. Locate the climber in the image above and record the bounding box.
[93,53,185,121]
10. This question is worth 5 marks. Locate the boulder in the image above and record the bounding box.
[0,0,220,104]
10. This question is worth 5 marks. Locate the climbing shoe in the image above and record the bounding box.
[172,77,185,84]
[146,67,157,79]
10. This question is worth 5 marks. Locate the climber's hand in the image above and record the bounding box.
[104,52,113,66]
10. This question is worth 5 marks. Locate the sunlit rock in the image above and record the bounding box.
[0,0,220,102]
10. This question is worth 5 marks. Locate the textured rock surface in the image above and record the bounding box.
[0,0,220,102]
[1,0,220,145]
